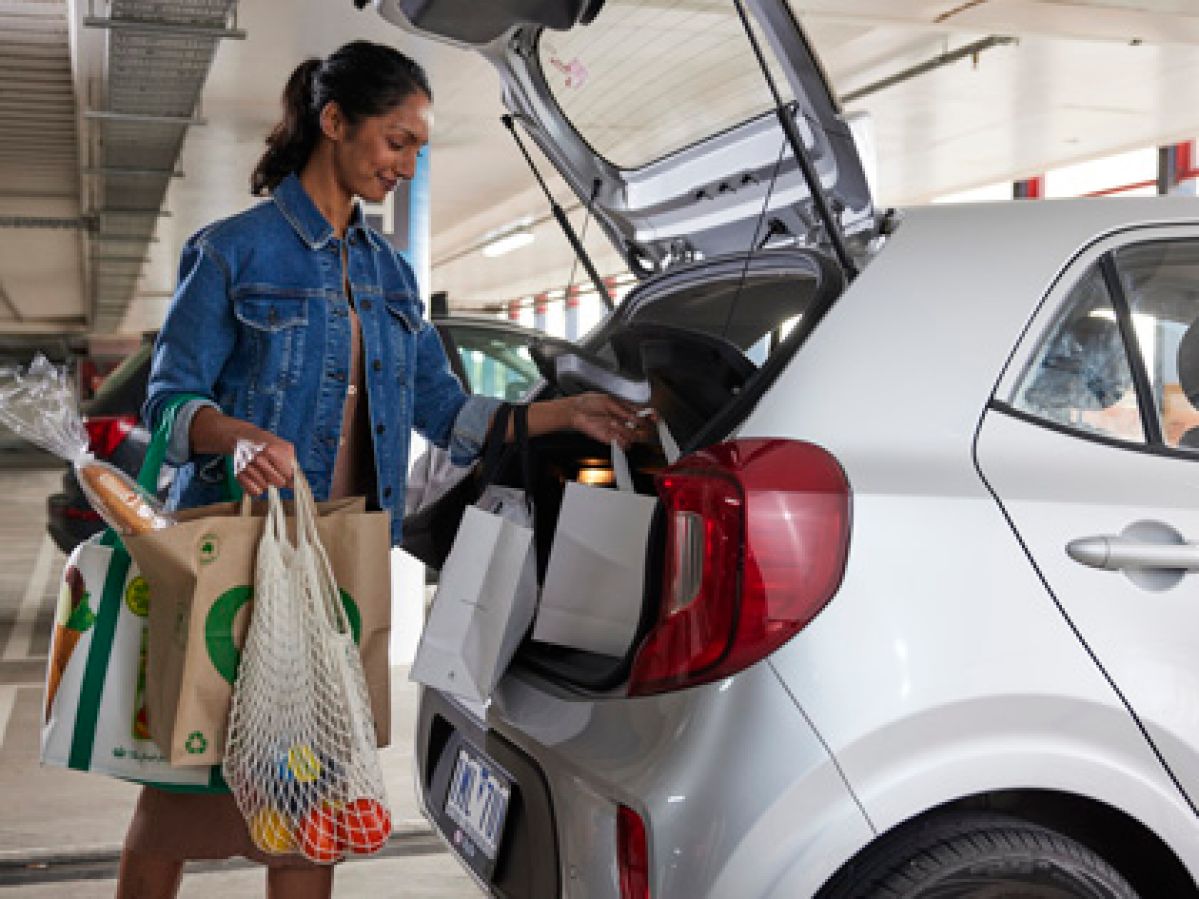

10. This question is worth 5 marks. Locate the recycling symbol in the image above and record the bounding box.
[198,534,220,565]
[184,731,208,755]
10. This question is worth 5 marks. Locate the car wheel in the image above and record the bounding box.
[819,811,1137,899]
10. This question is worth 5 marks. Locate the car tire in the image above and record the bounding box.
[819,811,1137,899]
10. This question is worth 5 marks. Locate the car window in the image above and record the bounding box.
[1113,241,1199,452]
[448,326,542,402]
[1009,265,1144,443]
[539,0,792,169]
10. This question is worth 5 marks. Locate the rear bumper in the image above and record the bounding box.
[416,688,561,899]
[416,661,871,898]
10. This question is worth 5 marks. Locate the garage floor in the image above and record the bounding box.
[0,468,481,897]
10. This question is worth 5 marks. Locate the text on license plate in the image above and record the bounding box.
[445,747,510,859]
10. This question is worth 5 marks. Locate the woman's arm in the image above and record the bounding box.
[524,394,656,450]
[189,406,296,497]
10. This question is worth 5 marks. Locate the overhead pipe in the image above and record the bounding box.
[841,35,1017,105]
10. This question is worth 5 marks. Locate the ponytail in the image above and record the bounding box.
[250,42,433,197]
[250,58,322,196]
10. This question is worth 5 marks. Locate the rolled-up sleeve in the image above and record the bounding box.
[142,238,236,463]
[411,321,502,466]
[448,393,503,465]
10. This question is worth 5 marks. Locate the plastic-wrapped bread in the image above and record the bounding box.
[0,354,176,535]
[77,460,173,534]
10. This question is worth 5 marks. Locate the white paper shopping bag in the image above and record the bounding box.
[410,503,536,702]
[533,437,663,657]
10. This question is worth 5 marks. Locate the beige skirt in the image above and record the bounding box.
[123,786,323,869]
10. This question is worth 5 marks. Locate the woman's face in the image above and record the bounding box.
[326,90,432,203]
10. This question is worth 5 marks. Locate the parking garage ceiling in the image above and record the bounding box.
[3,0,1199,342]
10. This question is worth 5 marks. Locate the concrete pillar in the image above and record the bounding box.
[370,148,431,667]
[1160,142,1196,196]
[379,148,431,297]
[564,285,580,341]
[1013,176,1043,200]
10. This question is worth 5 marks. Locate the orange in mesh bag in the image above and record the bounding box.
[222,470,390,862]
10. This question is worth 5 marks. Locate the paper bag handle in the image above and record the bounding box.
[611,418,680,494]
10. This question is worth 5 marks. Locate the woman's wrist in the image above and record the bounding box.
[190,406,269,456]
[525,397,575,438]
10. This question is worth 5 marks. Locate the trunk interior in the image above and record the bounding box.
[422,248,846,692]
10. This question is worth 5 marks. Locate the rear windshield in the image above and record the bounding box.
[627,269,809,364]
[539,0,794,168]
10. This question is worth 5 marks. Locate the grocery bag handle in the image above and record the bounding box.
[611,418,679,494]
[289,468,353,637]
[138,393,238,501]
[476,402,535,496]
[513,403,534,502]
[477,403,513,490]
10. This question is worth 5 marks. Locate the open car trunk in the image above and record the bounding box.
[406,248,844,691]
[382,0,878,690]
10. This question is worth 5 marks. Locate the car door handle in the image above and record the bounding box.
[1066,535,1199,571]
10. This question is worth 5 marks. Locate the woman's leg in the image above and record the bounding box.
[115,850,184,899]
[266,865,334,899]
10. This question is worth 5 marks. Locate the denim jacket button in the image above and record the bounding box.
[360,299,373,312]
[372,359,382,372]
[382,486,393,499]
[376,423,385,435]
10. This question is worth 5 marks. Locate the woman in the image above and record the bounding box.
[120,40,650,899]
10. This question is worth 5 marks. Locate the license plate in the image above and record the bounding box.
[444,745,511,859]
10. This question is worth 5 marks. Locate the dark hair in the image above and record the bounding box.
[251,41,433,196]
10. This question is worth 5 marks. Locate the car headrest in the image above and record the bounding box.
[1177,318,1199,410]
[1023,313,1131,412]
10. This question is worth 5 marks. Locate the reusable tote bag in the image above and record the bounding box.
[223,472,391,863]
[410,405,539,703]
[533,420,680,657]
[41,394,229,789]
[125,488,391,766]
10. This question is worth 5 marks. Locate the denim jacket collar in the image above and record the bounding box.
[272,172,382,251]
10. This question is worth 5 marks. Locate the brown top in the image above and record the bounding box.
[330,301,377,503]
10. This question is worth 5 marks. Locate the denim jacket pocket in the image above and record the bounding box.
[384,292,421,333]
[233,295,309,426]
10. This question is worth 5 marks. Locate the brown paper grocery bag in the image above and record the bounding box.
[125,497,391,766]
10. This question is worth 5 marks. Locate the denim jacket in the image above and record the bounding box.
[144,173,500,546]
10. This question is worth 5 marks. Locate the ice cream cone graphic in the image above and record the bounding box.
[45,564,95,720]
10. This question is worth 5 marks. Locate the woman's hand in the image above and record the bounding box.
[190,406,295,497]
[563,393,657,450]
[232,431,296,497]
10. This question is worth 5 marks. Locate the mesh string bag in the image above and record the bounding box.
[223,471,390,863]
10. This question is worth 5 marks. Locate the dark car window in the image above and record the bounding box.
[627,268,815,364]
[85,342,152,418]
[1010,264,1144,444]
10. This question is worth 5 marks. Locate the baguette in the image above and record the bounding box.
[77,462,171,535]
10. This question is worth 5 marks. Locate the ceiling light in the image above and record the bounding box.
[481,222,535,257]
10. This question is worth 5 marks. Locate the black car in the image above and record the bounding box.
[46,316,567,553]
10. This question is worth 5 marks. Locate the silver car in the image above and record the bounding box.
[381,1,1199,896]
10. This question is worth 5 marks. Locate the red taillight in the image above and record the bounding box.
[628,440,850,696]
[617,805,650,899]
[84,415,136,458]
